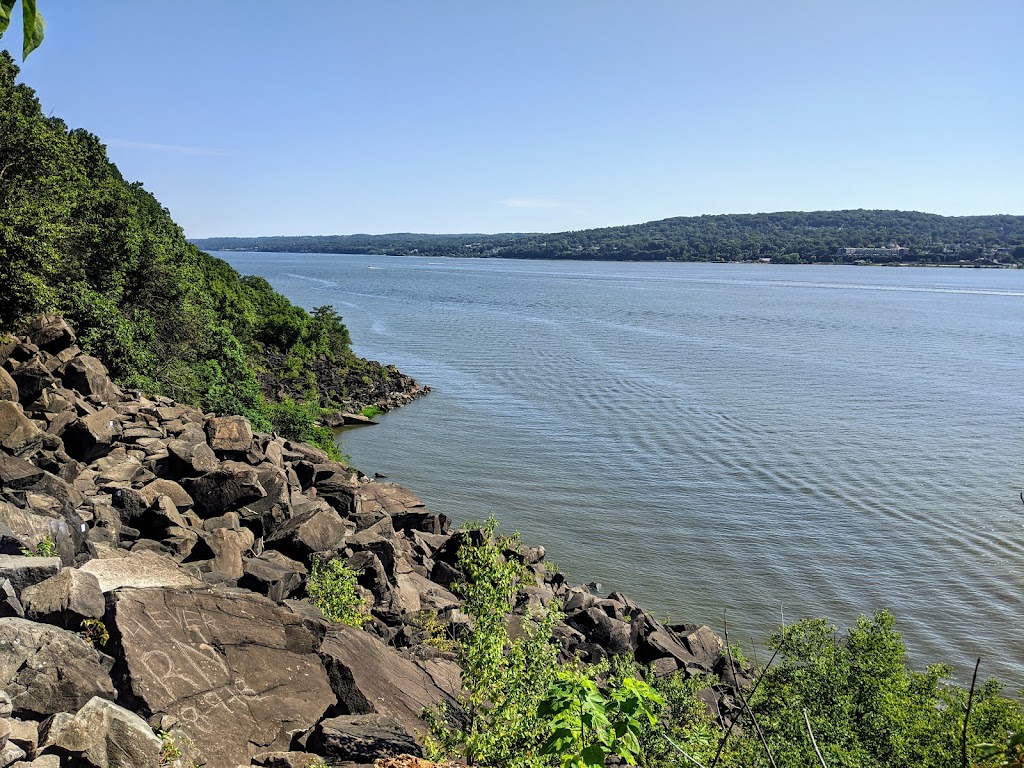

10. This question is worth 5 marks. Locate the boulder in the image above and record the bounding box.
[137,479,193,510]
[20,568,105,627]
[0,403,42,455]
[62,408,122,462]
[265,504,349,561]
[181,463,265,518]
[0,556,62,597]
[22,315,76,355]
[0,368,18,402]
[0,740,26,766]
[675,624,725,669]
[39,696,162,768]
[194,526,255,579]
[8,361,55,405]
[0,454,44,492]
[0,618,115,718]
[0,504,54,555]
[205,415,254,453]
[251,751,325,768]
[318,622,460,740]
[6,717,39,759]
[59,356,119,405]
[109,587,335,767]
[0,579,23,617]
[79,550,201,592]
[305,714,421,762]
[239,551,307,603]
[166,438,218,476]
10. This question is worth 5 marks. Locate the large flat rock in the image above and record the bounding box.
[110,587,335,767]
[79,550,201,592]
[318,622,460,740]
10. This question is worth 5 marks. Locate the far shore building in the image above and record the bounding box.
[841,246,907,258]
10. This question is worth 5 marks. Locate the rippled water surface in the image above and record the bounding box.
[218,252,1024,687]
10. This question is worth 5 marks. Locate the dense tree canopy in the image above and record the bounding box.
[193,209,1024,266]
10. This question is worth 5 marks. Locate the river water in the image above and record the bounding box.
[218,252,1024,688]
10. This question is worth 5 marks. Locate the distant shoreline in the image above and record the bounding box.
[200,248,1023,269]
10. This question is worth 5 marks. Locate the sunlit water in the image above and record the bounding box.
[217,252,1024,689]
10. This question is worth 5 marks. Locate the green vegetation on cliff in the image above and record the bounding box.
[0,52,407,457]
[192,210,1024,266]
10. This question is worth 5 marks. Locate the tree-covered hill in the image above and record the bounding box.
[0,52,416,457]
[194,209,1024,266]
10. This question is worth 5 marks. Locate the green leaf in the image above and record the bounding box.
[21,0,43,59]
[0,0,15,35]
[580,745,606,768]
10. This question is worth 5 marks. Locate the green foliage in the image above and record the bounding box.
[540,674,664,768]
[156,729,183,765]
[640,666,720,767]
[193,210,1024,266]
[720,611,1024,768]
[414,609,458,653]
[979,731,1024,767]
[307,555,368,628]
[80,618,109,648]
[726,642,746,666]
[0,0,44,60]
[360,405,383,419]
[424,517,563,768]
[20,534,56,557]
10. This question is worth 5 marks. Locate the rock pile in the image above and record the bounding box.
[0,316,743,768]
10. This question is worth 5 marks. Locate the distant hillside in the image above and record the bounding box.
[193,210,1024,265]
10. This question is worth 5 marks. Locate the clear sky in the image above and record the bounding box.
[4,2,1022,238]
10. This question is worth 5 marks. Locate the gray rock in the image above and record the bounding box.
[138,479,193,510]
[5,717,38,760]
[265,504,350,561]
[0,580,22,618]
[0,368,18,402]
[205,415,254,453]
[59,356,119,405]
[41,696,162,768]
[0,556,62,597]
[110,587,335,767]
[181,463,265,518]
[0,618,115,718]
[23,315,76,355]
[319,622,459,741]
[251,751,325,768]
[0,740,26,766]
[79,550,201,592]
[166,439,218,476]
[306,714,421,762]
[62,408,122,462]
[20,568,105,627]
[0,454,44,492]
[0,690,10,717]
[0,403,42,455]
[0,504,54,555]
[239,551,307,603]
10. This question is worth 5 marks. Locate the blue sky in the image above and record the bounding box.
[4,2,1022,238]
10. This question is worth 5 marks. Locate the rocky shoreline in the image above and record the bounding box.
[0,316,745,768]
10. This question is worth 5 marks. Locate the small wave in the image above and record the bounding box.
[285,273,338,288]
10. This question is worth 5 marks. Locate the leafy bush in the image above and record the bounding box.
[540,674,663,768]
[721,611,1024,768]
[20,534,57,557]
[307,555,368,628]
[80,618,109,648]
[424,518,564,768]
